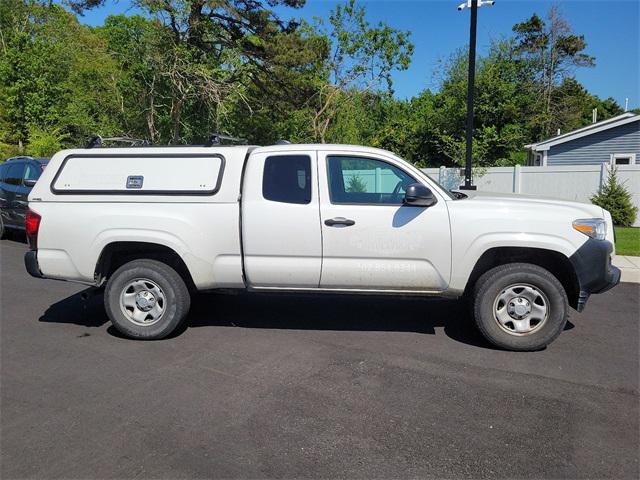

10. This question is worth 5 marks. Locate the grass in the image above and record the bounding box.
[614,227,640,256]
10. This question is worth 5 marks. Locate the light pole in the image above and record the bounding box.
[457,0,495,190]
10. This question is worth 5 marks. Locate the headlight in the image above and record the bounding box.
[573,218,606,240]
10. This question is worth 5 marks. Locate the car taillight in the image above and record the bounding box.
[25,209,41,250]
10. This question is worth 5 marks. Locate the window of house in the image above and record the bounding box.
[262,155,312,204]
[611,153,636,165]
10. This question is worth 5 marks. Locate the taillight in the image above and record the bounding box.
[25,209,41,250]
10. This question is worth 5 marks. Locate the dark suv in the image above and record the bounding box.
[0,156,48,238]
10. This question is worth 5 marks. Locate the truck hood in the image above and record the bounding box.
[458,190,605,218]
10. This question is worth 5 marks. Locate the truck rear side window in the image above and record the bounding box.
[262,155,311,204]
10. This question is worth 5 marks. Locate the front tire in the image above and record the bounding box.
[472,263,568,351]
[104,259,191,339]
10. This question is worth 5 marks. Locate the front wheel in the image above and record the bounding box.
[472,263,568,351]
[104,259,191,340]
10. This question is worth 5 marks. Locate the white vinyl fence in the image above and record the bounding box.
[422,164,640,227]
[342,169,401,192]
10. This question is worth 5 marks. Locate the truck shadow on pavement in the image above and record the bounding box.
[38,289,109,328]
[39,288,574,349]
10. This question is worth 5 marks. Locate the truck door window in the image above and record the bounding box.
[327,156,415,205]
[262,155,312,204]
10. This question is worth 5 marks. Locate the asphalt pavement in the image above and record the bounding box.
[1,237,638,479]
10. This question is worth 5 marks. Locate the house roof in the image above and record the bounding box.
[525,112,640,152]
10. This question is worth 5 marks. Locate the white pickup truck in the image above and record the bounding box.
[24,143,620,350]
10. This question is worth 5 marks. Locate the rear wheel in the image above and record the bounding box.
[104,259,191,339]
[472,263,568,351]
[0,215,4,239]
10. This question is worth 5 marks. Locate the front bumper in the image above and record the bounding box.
[24,250,44,278]
[569,239,621,311]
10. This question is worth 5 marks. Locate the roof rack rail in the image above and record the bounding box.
[86,136,150,148]
[205,133,248,147]
[275,139,291,145]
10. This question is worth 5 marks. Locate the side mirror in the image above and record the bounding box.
[23,179,37,188]
[403,183,437,207]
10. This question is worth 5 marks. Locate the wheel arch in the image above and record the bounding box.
[464,246,581,310]
[95,241,196,292]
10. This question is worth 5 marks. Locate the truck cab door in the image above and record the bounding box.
[318,151,452,291]
[241,150,322,288]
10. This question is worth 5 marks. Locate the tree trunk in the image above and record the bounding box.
[170,97,183,144]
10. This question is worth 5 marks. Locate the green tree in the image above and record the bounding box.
[0,0,624,170]
[581,95,623,126]
[591,168,638,227]
[0,1,120,150]
[78,0,316,143]
[95,15,167,142]
[220,20,329,145]
[513,5,595,138]
[549,78,623,135]
[418,40,530,167]
[26,125,70,157]
[370,92,436,167]
[309,0,413,142]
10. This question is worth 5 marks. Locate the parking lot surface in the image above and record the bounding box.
[1,238,638,479]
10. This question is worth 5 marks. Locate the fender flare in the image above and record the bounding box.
[450,232,582,293]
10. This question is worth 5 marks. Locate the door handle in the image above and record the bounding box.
[324,217,355,227]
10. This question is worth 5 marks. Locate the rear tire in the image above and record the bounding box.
[0,214,5,239]
[472,263,568,351]
[104,259,191,340]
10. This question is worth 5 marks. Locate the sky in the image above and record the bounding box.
[79,0,640,109]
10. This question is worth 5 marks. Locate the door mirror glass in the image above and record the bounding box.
[23,179,37,187]
[403,183,437,207]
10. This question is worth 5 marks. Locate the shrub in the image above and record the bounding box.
[0,142,23,160]
[591,167,638,227]
[26,125,70,158]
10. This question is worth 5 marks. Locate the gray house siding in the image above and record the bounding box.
[547,120,640,165]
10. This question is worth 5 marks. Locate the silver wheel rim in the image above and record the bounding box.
[119,278,166,326]
[493,283,549,336]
